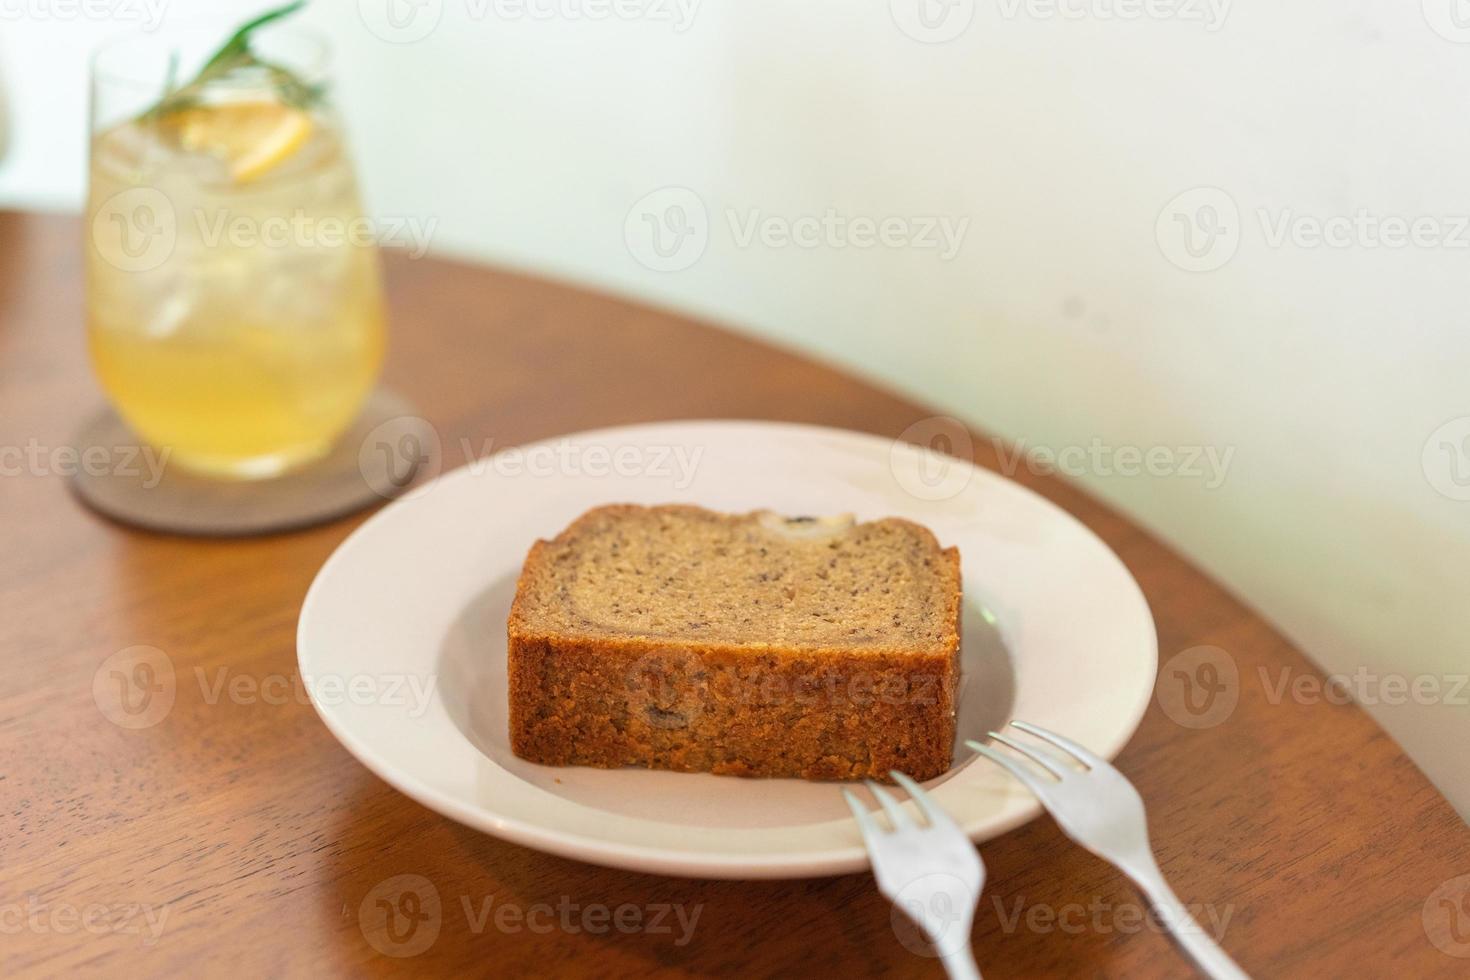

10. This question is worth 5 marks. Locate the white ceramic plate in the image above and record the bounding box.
[298,420,1156,879]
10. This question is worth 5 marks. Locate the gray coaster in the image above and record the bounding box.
[69,389,437,537]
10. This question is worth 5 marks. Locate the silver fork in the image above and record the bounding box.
[968,722,1249,980]
[844,772,985,980]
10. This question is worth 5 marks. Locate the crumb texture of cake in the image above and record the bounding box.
[508,504,961,782]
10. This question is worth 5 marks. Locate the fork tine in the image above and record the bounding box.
[1010,720,1103,769]
[888,771,955,830]
[864,780,914,831]
[987,731,1071,779]
[842,789,884,848]
[966,740,1054,799]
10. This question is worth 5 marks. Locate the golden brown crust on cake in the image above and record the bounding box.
[508,504,961,782]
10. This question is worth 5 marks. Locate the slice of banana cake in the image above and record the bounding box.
[507,504,961,781]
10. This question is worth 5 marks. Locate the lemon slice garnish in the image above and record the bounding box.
[166,100,313,183]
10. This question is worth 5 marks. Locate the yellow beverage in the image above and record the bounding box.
[86,107,386,479]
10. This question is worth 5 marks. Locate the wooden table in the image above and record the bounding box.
[2,210,1466,977]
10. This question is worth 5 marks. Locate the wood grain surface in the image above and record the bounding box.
[2,211,1467,978]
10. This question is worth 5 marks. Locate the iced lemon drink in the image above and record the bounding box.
[87,8,385,479]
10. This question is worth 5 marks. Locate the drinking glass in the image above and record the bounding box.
[86,22,386,479]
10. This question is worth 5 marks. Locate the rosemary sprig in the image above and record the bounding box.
[139,1,318,121]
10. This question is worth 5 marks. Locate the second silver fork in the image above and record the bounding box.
[969,722,1249,980]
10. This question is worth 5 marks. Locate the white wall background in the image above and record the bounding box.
[2,0,1467,817]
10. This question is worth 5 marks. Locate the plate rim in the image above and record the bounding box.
[298,418,1157,879]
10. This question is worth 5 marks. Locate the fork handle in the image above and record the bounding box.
[1126,863,1249,980]
[938,944,982,980]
